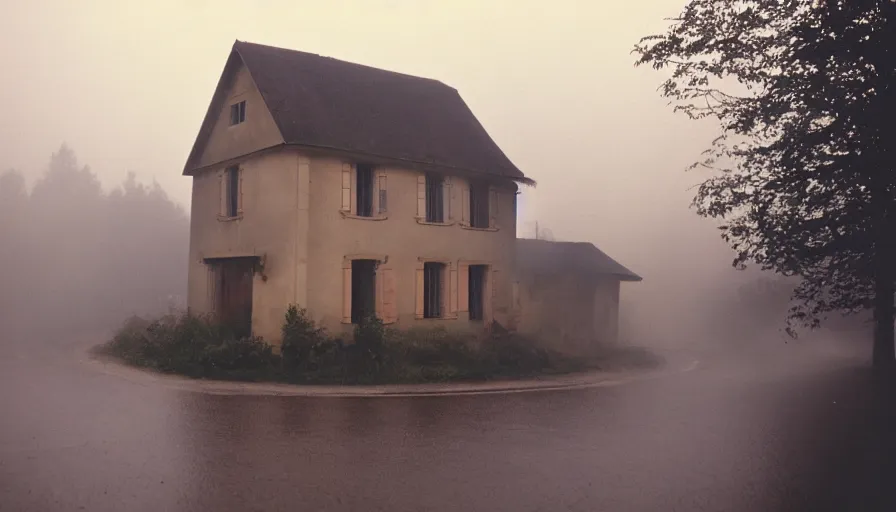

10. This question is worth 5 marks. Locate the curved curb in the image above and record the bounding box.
[83,348,697,398]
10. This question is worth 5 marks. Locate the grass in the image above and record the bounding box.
[94,306,661,385]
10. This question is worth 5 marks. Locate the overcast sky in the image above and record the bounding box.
[2,0,744,336]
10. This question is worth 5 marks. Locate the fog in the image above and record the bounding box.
[0,0,868,353]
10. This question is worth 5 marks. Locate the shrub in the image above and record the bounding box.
[354,314,385,350]
[199,337,279,380]
[101,312,279,379]
[101,310,600,385]
[281,305,327,371]
[103,315,151,362]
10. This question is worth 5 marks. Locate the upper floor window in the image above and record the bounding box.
[425,173,445,223]
[230,100,246,125]
[220,165,241,218]
[356,164,375,217]
[341,163,386,218]
[469,181,490,228]
[416,172,450,224]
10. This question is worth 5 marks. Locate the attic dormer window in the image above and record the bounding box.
[230,101,246,125]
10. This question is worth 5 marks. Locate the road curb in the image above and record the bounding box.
[83,347,690,398]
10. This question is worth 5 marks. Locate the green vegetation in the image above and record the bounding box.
[95,305,660,385]
[634,2,896,367]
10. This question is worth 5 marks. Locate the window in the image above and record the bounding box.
[356,164,374,217]
[468,265,487,321]
[425,173,444,223]
[423,262,445,318]
[351,259,377,323]
[230,101,246,125]
[470,182,490,228]
[378,174,388,214]
[223,166,240,217]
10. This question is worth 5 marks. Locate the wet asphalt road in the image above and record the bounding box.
[1,337,894,512]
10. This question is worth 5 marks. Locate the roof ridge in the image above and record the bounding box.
[233,40,453,89]
[185,40,527,181]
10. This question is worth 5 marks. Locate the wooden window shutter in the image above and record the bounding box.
[443,176,453,221]
[377,171,388,214]
[416,174,426,219]
[484,267,499,324]
[341,163,352,212]
[208,265,217,312]
[218,172,227,217]
[461,182,470,225]
[489,187,498,228]
[375,264,385,321]
[381,268,397,324]
[458,263,469,312]
[449,263,458,316]
[342,265,352,323]
[237,168,244,214]
[414,265,425,319]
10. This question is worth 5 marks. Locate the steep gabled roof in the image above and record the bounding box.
[184,40,529,183]
[516,239,642,282]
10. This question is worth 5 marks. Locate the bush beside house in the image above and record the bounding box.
[96,305,660,385]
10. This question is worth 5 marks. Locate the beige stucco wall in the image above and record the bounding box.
[186,57,517,344]
[195,62,284,170]
[516,271,622,356]
[187,150,310,342]
[305,155,517,335]
[188,147,517,344]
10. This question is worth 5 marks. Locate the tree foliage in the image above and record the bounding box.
[635,1,896,350]
[0,145,189,340]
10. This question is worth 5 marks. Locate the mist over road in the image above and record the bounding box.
[1,335,888,512]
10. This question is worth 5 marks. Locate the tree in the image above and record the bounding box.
[0,170,30,337]
[634,1,896,368]
[0,145,189,341]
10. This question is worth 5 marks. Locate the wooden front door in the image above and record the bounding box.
[217,258,254,338]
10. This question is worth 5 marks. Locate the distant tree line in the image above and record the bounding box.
[0,145,189,341]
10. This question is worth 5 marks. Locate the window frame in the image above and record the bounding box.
[342,254,391,325]
[350,259,378,324]
[355,163,375,218]
[226,166,239,217]
[468,264,488,321]
[229,100,246,126]
[425,173,445,223]
[423,261,446,319]
[218,165,242,220]
[469,181,490,229]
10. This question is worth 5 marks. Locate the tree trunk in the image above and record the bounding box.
[873,284,895,369]
[872,254,896,371]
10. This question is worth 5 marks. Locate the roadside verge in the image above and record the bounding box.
[84,347,696,398]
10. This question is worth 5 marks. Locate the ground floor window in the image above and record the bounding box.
[423,262,446,318]
[469,264,487,321]
[351,259,377,323]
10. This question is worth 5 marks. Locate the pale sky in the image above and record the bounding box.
[2,0,743,339]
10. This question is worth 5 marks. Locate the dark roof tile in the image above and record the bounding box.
[516,238,642,281]
[186,41,527,181]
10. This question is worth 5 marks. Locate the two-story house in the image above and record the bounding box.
[184,41,531,343]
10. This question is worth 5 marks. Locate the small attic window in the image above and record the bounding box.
[230,101,246,125]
